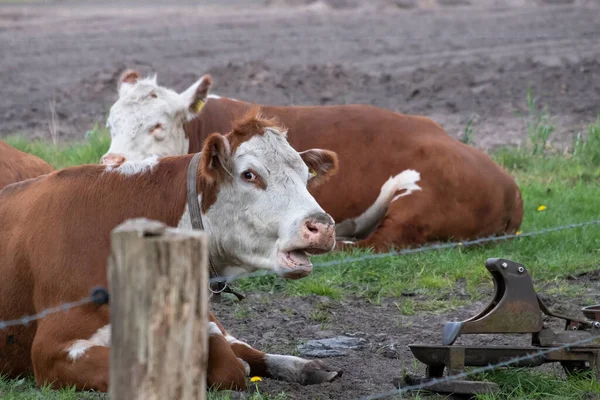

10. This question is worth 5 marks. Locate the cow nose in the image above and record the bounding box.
[301,213,336,252]
[100,153,126,166]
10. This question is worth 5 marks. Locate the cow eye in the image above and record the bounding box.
[241,170,256,181]
[150,92,158,98]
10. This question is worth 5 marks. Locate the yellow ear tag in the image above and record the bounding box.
[193,100,205,114]
[309,168,317,178]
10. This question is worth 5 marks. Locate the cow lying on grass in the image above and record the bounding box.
[0,140,54,190]
[101,70,523,251]
[0,111,342,391]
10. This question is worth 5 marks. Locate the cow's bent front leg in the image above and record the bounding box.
[207,321,248,391]
[31,313,110,391]
[210,313,342,385]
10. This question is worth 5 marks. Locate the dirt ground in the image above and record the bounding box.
[1,1,599,398]
[212,272,600,399]
[1,0,599,150]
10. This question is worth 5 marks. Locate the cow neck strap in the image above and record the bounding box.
[186,152,245,301]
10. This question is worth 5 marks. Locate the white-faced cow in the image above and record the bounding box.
[0,111,342,392]
[0,140,54,190]
[102,71,523,251]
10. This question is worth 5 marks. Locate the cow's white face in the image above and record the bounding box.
[102,70,211,166]
[187,117,338,280]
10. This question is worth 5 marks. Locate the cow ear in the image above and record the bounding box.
[117,69,140,96]
[299,149,339,188]
[200,133,232,183]
[181,74,213,119]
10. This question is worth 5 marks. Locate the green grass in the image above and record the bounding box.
[2,116,600,399]
[4,125,110,169]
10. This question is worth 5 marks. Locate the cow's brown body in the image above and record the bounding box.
[0,114,341,391]
[0,140,54,190]
[187,98,523,250]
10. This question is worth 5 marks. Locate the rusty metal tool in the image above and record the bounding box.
[399,258,600,396]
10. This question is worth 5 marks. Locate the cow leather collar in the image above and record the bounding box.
[186,152,245,301]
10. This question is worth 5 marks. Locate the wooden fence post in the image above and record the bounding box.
[108,218,209,400]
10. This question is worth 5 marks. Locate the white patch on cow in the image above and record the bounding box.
[237,357,251,376]
[66,324,111,361]
[208,322,222,336]
[389,169,421,203]
[335,169,421,239]
[105,155,159,176]
[225,334,252,349]
[265,354,311,382]
[177,202,193,230]
[207,93,239,102]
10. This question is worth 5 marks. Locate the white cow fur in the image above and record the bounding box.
[105,76,206,163]
[67,324,110,361]
[105,155,159,176]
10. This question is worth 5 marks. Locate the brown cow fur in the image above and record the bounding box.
[0,140,54,190]
[0,113,337,391]
[186,98,523,251]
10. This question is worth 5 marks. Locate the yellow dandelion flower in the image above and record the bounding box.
[537,205,547,211]
[516,231,522,235]
[250,376,262,383]
[458,242,463,246]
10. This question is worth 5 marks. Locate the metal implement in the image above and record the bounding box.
[400,258,600,396]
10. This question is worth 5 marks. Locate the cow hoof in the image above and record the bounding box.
[300,360,343,385]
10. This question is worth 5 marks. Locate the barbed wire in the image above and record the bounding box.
[0,218,598,330]
[210,217,600,285]
[0,288,109,331]
[358,331,600,400]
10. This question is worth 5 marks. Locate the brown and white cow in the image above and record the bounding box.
[0,111,342,392]
[0,140,54,190]
[101,71,523,251]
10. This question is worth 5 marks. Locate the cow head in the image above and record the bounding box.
[102,69,212,166]
[193,110,338,280]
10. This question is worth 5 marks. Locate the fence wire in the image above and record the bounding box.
[0,288,109,331]
[358,331,600,400]
[210,217,600,285]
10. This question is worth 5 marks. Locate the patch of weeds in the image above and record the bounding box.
[308,302,333,324]
[526,88,555,156]
[0,376,106,399]
[209,389,287,400]
[395,298,416,316]
[460,115,477,146]
[233,304,251,320]
[5,125,110,169]
[476,368,600,400]
[572,117,600,166]
[290,279,343,300]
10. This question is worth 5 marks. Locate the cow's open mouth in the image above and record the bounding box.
[283,249,312,268]
[278,247,332,279]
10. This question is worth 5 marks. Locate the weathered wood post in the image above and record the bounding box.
[108,218,209,400]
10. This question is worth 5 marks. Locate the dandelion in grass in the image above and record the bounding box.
[250,376,262,383]
[516,231,522,235]
[537,205,547,211]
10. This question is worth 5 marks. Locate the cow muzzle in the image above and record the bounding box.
[100,153,126,166]
[279,212,336,280]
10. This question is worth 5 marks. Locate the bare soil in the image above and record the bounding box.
[212,272,600,399]
[1,0,599,150]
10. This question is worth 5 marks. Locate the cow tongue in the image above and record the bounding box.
[288,249,310,265]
